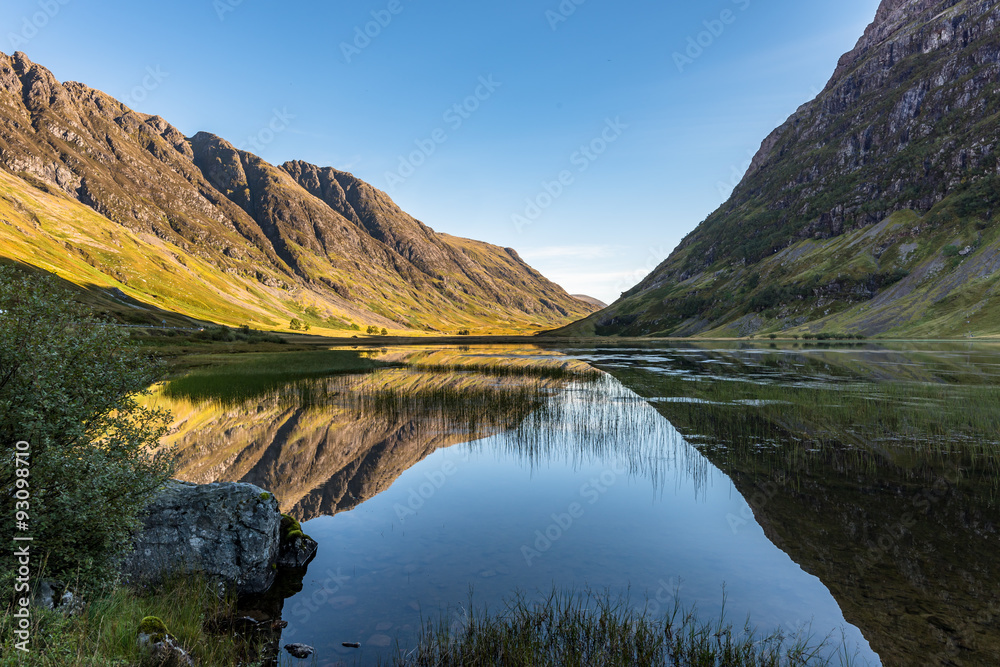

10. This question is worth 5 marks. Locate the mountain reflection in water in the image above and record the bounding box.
[148,343,1000,666]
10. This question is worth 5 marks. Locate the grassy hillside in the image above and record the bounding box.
[565,0,1000,339]
[0,167,585,335]
[562,185,1000,338]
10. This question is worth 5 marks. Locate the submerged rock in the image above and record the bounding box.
[284,643,315,659]
[122,480,283,595]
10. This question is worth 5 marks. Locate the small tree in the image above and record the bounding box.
[380,328,388,336]
[0,267,173,595]
[289,318,303,331]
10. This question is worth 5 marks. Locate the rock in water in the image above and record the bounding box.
[284,643,315,659]
[122,480,282,595]
[276,514,318,569]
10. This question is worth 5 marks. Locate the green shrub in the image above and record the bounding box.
[0,267,173,596]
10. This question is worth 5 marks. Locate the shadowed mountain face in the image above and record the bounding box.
[569,0,1000,339]
[0,51,594,332]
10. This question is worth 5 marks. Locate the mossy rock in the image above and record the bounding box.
[139,616,168,635]
[259,492,272,501]
[138,615,169,643]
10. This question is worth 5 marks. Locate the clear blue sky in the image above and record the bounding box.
[3,0,881,304]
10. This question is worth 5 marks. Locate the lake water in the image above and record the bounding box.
[154,343,1000,666]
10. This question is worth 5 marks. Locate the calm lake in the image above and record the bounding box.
[152,343,1000,666]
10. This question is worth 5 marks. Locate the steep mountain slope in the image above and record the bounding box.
[567,0,1000,338]
[0,51,594,333]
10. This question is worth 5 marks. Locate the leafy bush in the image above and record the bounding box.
[0,267,173,595]
[289,318,303,331]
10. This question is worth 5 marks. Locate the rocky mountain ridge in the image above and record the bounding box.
[566,0,1000,338]
[0,51,595,333]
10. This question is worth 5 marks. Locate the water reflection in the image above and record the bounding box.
[572,342,1000,667]
[149,346,881,665]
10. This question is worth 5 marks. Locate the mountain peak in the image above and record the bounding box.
[568,0,1000,339]
[0,52,596,332]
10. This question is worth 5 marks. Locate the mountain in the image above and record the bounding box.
[565,0,1000,338]
[570,294,608,309]
[0,51,595,334]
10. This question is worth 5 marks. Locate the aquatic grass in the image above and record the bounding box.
[408,361,604,382]
[163,349,399,405]
[387,588,846,667]
[597,351,1000,488]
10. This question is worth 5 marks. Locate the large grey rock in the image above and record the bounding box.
[122,480,282,595]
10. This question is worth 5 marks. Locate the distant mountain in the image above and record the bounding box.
[570,294,608,309]
[0,51,595,333]
[565,0,1000,338]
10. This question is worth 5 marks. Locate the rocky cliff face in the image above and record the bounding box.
[570,0,1000,338]
[0,51,593,332]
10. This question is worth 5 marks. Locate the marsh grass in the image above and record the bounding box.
[0,575,268,667]
[387,589,847,667]
[409,362,604,382]
[163,350,399,404]
[603,359,1000,487]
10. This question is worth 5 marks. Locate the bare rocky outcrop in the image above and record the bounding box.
[121,480,297,595]
[573,0,1000,338]
[0,50,596,331]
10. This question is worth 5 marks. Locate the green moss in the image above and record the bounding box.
[286,529,304,540]
[259,492,272,501]
[138,615,168,641]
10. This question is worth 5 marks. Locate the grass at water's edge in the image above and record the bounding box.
[0,576,269,667]
[1,581,855,667]
[385,589,857,667]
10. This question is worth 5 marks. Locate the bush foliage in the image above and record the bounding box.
[0,267,174,596]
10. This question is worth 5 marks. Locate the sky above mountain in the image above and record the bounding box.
[3,0,880,303]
